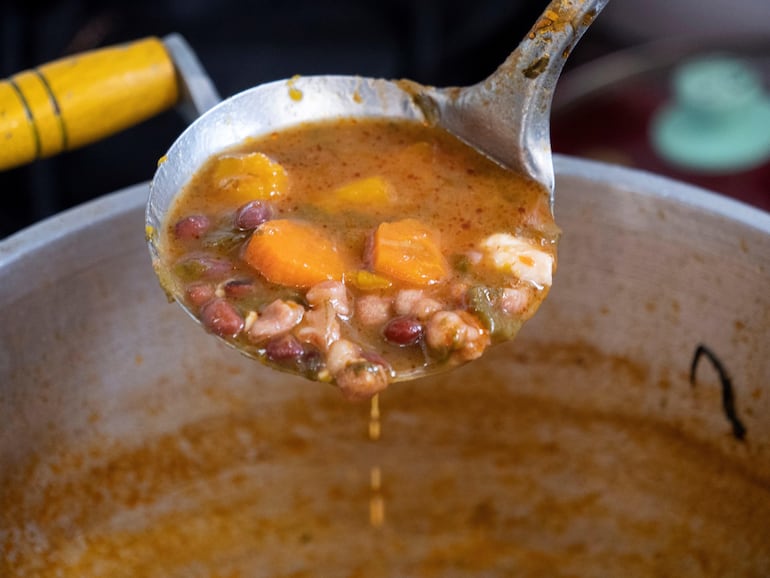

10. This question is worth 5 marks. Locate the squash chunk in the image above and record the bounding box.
[244,219,350,288]
[372,219,448,286]
[210,152,288,204]
[319,176,394,211]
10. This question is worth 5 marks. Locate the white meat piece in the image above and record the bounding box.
[356,294,393,326]
[479,233,554,288]
[336,362,390,402]
[425,310,490,361]
[394,289,442,320]
[247,299,305,343]
[500,287,532,316]
[306,280,350,318]
[326,339,389,401]
[326,339,363,375]
[295,302,341,351]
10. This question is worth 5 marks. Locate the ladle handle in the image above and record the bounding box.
[494,0,611,192]
[509,0,612,180]
[0,37,179,172]
[438,0,610,196]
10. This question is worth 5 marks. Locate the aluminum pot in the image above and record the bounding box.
[1,154,769,576]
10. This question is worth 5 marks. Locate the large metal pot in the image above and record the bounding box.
[2,153,769,575]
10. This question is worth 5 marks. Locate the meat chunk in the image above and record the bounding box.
[326,339,390,401]
[355,294,392,326]
[326,339,361,375]
[336,362,390,402]
[306,280,350,317]
[295,302,341,351]
[479,233,554,288]
[394,289,442,320]
[501,286,534,317]
[425,310,490,361]
[247,299,305,343]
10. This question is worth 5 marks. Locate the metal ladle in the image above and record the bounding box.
[145,0,609,385]
[147,0,608,223]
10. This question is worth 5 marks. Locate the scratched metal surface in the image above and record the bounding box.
[1,159,769,575]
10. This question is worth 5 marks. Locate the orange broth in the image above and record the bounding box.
[160,117,558,399]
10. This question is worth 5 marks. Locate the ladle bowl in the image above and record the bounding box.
[145,0,610,385]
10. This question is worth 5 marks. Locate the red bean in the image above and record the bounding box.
[200,298,244,337]
[383,316,424,346]
[185,283,215,308]
[223,278,255,299]
[265,337,323,377]
[265,334,304,362]
[235,201,273,230]
[174,215,210,240]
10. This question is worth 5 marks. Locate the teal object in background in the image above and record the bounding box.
[652,56,770,173]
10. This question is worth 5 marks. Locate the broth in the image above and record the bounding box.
[3,343,769,577]
[158,118,558,400]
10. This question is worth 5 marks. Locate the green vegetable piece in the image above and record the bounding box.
[466,286,521,340]
[174,259,208,281]
[202,230,250,254]
[451,253,472,273]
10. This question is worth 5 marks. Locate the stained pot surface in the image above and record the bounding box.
[1,156,769,576]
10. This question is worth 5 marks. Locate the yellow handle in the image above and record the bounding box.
[0,37,179,171]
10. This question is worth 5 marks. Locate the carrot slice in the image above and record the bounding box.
[209,152,288,205]
[372,219,448,286]
[244,219,350,288]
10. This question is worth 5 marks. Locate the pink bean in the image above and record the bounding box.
[185,283,215,308]
[265,334,305,362]
[174,215,210,240]
[223,278,256,299]
[235,201,273,230]
[200,298,244,338]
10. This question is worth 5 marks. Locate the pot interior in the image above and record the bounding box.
[1,157,769,576]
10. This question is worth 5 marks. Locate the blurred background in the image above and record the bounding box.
[1,0,769,238]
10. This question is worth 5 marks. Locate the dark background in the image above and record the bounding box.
[0,0,626,238]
